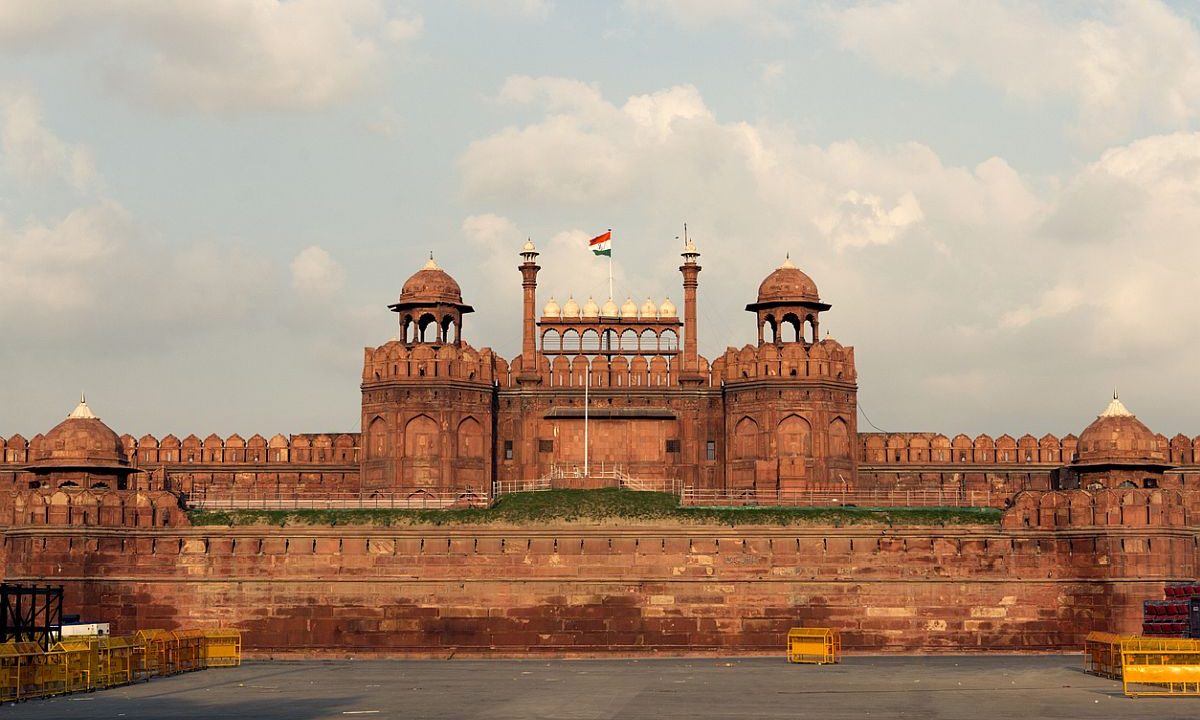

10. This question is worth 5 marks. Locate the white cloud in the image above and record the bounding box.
[623,0,792,34]
[290,245,345,297]
[999,283,1083,329]
[761,61,785,84]
[385,14,424,42]
[827,0,1200,144]
[0,203,130,313]
[467,0,555,21]
[458,75,1200,432]
[1,93,94,190]
[816,191,924,250]
[0,0,419,113]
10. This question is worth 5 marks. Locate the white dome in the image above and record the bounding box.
[582,296,600,318]
[562,296,580,318]
[659,297,677,317]
[620,297,638,319]
[640,297,658,319]
[601,297,619,318]
[542,297,561,318]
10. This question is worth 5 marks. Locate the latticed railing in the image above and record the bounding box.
[188,489,489,510]
[679,487,994,508]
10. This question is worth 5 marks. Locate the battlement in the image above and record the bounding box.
[1,432,360,467]
[859,432,1200,466]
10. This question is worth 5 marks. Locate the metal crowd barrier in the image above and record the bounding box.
[786,628,841,665]
[0,628,241,702]
[1083,631,1129,679]
[1084,631,1200,696]
[1122,643,1200,697]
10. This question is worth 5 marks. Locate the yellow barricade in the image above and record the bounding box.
[1122,646,1200,697]
[202,629,242,667]
[787,628,840,665]
[174,629,206,673]
[97,635,139,688]
[0,627,242,702]
[135,629,178,676]
[1083,631,1129,679]
[0,642,45,702]
[50,638,98,694]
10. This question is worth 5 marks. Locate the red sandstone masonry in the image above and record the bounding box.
[3,522,1195,657]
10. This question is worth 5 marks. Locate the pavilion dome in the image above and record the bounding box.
[756,256,820,305]
[640,298,658,319]
[398,257,463,305]
[582,297,600,318]
[601,298,619,318]
[659,297,677,317]
[33,397,129,470]
[1076,394,1164,465]
[542,297,561,318]
[562,296,580,318]
[620,297,638,319]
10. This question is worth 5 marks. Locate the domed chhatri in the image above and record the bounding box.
[389,255,475,346]
[640,297,658,319]
[600,297,619,318]
[620,297,639,319]
[746,255,831,346]
[25,395,139,488]
[659,297,677,317]
[1076,393,1165,466]
[562,296,580,318]
[398,256,464,305]
[582,297,600,319]
[542,296,561,319]
[756,255,821,305]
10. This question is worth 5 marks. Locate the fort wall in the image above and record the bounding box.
[3,490,1196,656]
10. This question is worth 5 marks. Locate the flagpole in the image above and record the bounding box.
[584,359,590,477]
[607,228,613,301]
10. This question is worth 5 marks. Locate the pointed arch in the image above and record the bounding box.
[829,417,851,459]
[734,416,760,460]
[777,415,812,457]
[367,416,388,459]
[404,415,440,459]
[457,417,484,459]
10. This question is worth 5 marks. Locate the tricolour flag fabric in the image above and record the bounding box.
[589,231,612,256]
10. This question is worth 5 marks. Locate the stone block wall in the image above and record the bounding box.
[3,521,1194,656]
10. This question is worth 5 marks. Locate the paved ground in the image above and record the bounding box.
[6,656,1198,719]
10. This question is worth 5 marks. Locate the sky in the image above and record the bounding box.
[2,0,1200,440]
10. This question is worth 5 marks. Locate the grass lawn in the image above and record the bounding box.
[187,487,1001,528]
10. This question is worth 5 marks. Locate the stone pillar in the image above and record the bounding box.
[679,240,703,385]
[518,240,542,385]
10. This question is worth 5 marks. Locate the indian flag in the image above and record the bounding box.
[589,230,612,256]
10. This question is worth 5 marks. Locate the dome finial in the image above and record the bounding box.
[1100,392,1132,418]
[68,393,97,420]
[780,253,795,269]
[422,252,439,271]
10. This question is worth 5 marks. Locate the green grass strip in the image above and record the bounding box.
[187,488,1001,528]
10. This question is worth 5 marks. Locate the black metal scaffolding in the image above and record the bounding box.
[0,583,63,650]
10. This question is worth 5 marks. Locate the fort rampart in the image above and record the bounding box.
[2,488,1195,657]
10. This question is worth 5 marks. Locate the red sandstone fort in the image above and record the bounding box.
[2,241,1197,655]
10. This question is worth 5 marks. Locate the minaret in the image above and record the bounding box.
[518,238,542,384]
[679,234,703,385]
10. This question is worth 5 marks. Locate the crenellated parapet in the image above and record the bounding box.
[0,488,186,528]
[859,432,1077,465]
[1002,488,1200,529]
[711,338,856,383]
[362,340,504,385]
[99,432,361,466]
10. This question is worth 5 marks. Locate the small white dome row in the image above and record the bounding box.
[543,296,676,320]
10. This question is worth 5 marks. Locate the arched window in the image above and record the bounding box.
[734,417,759,460]
[404,415,440,459]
